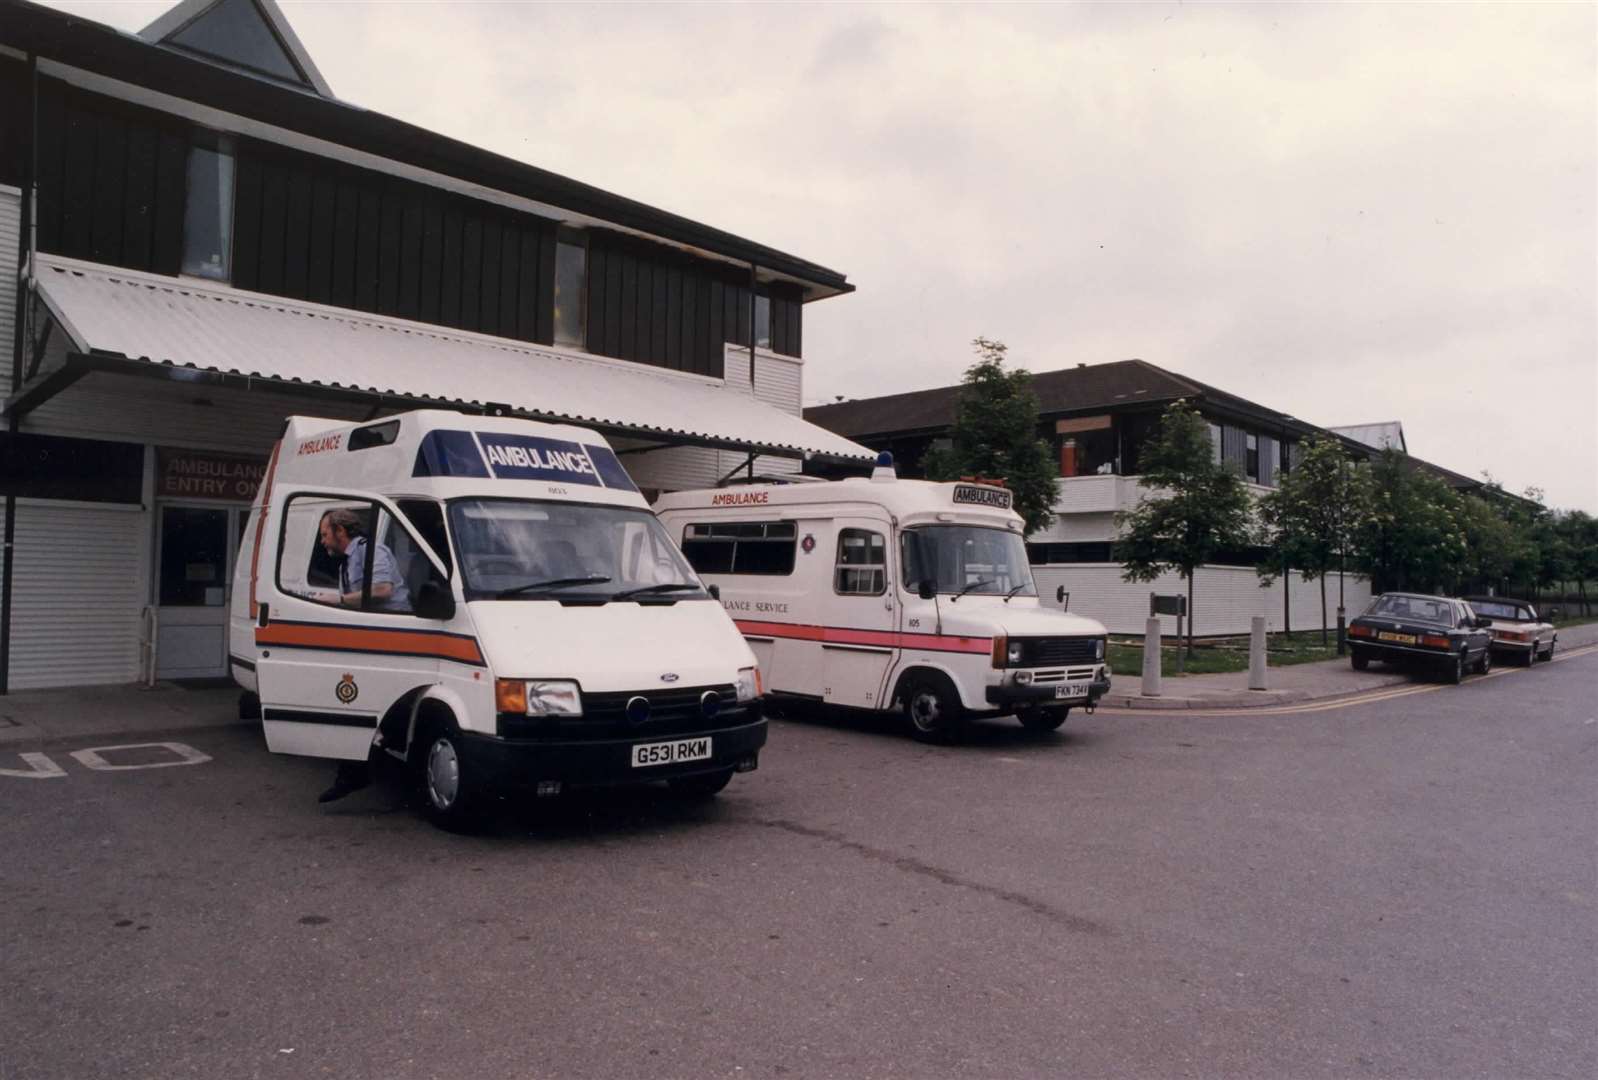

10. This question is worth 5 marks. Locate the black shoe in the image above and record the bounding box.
[317,763,370,803]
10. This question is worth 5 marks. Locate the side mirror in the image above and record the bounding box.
[1475,616,1492,628]
[707,583,721,601]
[1056,586,1069,610]
[917,579,936,601]
[414,579,456,621]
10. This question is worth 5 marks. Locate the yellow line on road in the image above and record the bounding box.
[1097,640,1598,718]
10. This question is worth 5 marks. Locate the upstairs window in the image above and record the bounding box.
[753,293,772,350]
[181,138,235,282]
[553,228,588,347]
[1245,432,1259,481]
[1208,423,1223,464]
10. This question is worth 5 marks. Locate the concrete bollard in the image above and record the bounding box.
[1249,615,1268,691]
[1142,617,1162,697]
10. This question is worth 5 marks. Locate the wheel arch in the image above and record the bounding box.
[888,662,977,711]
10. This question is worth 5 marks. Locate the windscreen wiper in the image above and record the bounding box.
[1002,582,1029,603]
[949,578,994,602]
[611,582,702,601]
[496,575,611,598]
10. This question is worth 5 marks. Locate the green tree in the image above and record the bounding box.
[923,338,1058,535]
[1255,435,1368,643]
[1114,400,1253,661]
[1559,510,1598,615]
[1454,494,1518,593]
[1351,449,1466,593]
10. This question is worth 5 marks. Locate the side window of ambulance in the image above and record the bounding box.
[834,529,886,596]
[396,499,453,578]
[278,495,370,599]
[680,521,796,575]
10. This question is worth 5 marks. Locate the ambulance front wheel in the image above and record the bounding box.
[420,730,478,829]
[903,673,966,744]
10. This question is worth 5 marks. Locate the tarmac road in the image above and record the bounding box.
[2,651,1594,1080]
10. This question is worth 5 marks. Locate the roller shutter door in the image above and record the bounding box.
[0,502,146,689]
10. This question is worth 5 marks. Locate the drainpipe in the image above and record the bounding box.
[747,263,757,479]
[2,53,38,695]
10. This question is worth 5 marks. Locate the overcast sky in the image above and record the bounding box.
[47,1,1598,511]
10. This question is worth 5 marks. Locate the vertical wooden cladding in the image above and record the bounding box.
[32,78,186,277]
[584,234,805,378]
[230,141,556,344]
[0,59,28,188]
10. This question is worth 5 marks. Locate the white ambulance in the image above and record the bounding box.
[229,410,765,825]
[654,457,1111,743]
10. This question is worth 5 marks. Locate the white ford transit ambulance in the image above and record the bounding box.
[230,410,765,825]
[655,456,1111,743]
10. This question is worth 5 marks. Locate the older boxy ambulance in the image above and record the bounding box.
[654,457,1111,743]
[229,410,765,825]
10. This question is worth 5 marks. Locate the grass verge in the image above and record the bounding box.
[1108,633,1342,678]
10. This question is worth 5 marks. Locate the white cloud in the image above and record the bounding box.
[41,1,1598,510]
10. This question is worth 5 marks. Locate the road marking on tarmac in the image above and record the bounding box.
[1098,641,1598,718]
[1,741,212,780]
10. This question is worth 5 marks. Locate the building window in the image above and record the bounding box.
[553,228,588,347]
[753,294,772,350]
[1279,439,1293,477]
[1245,432,1259,481]
[1208,423,1223,465]
[181,139,235,281]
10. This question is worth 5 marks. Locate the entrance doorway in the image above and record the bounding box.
[155,503,250,680]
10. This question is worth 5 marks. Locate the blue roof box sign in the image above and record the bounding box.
[413,430,638,493]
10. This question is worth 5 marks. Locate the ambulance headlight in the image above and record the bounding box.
[735,666,762,704]
[1095,637,1106,661]
[496,679,583,717]
[1006,641,1025,666]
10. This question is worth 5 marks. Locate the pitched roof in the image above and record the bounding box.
[139,0,332,97]
[804,359,1301,439]
[1329,422,1407,453]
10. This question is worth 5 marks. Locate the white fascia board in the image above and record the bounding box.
[34,60,833,299]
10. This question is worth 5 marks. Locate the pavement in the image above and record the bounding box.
[1100,619,1598,710]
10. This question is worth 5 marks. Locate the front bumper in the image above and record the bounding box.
[986,676,1112,709]
[456,714,767,791]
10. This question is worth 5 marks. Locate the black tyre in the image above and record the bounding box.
[1522,647,1536,667]
[1540,640,1555,662]
[1351,651,1370,672]
[902,674,966,744]
[1446,651,1465,685]
[1476,648,1491,675]
[420,730,480,830]
[1018,707,1069,733]
[666,768,735,800]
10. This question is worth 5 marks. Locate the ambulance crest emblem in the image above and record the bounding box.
[335,673,359,704]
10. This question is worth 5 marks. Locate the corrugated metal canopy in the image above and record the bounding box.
[23,255,873,462]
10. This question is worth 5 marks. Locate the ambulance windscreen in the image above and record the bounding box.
[412,429,638,493]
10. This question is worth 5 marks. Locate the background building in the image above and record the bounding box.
[0,0,869,690]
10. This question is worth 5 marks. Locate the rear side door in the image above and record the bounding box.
[821,518,898,709]
[256,490,468,760]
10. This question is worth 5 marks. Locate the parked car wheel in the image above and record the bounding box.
[1476,648,1491,675]
[1351,651,1370,672]
[420,730,479,830]
[1018,707,1069,732]
[1446,651,1465,685]
[1540,639,1556,662]
[903,674,966,744]
[666,768,734,800]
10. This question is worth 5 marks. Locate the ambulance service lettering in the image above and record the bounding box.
[297,434,342,456]
[952,484,1012,509]
[711,491,769,506]
[478,435,604,487]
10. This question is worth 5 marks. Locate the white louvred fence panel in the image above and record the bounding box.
[1030,563,1372,638]
[0,502,147,690]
